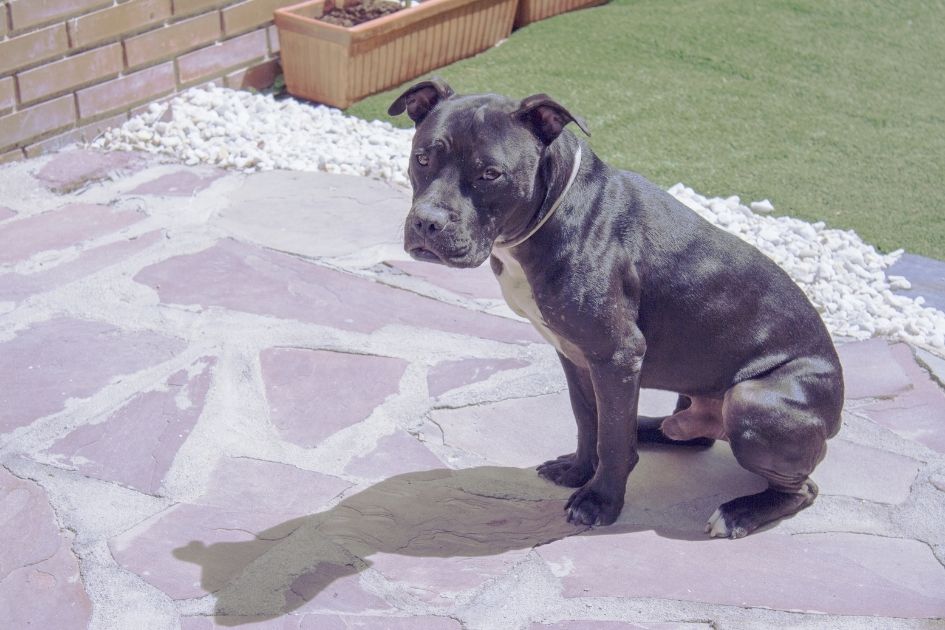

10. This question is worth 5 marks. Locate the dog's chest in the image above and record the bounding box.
[492,249,586,366]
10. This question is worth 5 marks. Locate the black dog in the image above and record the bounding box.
[388,79,843,538]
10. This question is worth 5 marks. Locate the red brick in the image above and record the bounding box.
[176,29,267,84]
[222,0,294,36]
[172,0,233,17]
[77,62,176,119]
[9,0,112,31]
[0,96,76,152]
[0,24,70,75]
[224,58,279,90]
[0,78,14,116]
[267,24,279,54]
[18,44,123,105]
[25,112,129,158]
[68,0,172,49]
[125,12,221,68]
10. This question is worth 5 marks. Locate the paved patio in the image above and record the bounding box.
[1,149,944,629]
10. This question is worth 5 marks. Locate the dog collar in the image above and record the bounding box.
[494,145,583,249]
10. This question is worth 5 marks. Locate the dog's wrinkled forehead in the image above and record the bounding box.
[414,94,535,154]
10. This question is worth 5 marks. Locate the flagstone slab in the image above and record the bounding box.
[261,348,408,448]
[0,469,92,628]
[344,429,445,479]
[181,614,460,629]
[0,317,185,434]
[0,206,15,221]
[315,467,582,605]
[135,239,542,344]
[858,343,945,452]
[110,456,351,600]
[531,623,709,629]
[47,356,216,494]
[429,391,576,467]
[0,203,144,265]
[427,357,531,397]
[35,149,146,193]
[130,169,224,196]
[814,439,920,504]
[836,339,913,400]
[386,259,505,300]
[889,252,945,313]
[537,529,945,618]
[0,230,161,303]
[213,170,408,259]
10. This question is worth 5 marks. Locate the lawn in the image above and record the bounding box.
[347,0,945,260]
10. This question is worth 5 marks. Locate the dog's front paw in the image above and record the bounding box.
[537,453,594,488]
[565,484,624,526]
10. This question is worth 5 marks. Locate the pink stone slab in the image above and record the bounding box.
[859,343,945,452]
[537,529,945,617]
[344,430,444,479]
[0,206,15,222]
[427,357,531,397]
[111,456,351,599]
[47,357,216,494]
[261,348,408,448]
[368,550,531,605]
[0,230,161,303]
[130,170,224,196]
[299,616,459,630]
[35,149,146,193]
[198,456,352,515]
[0,203,144,265]
[814,438,919,504]
[135,240,542,344]
[181,614,460,629]
[837,338,913,399]
[284,562,391,614]
[0,318,185,434]
[0,469,92,628]
[386,259,505,300]
[531,623,707,630]
[429,391,577,467]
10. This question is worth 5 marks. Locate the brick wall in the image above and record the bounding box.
[0,0,289,164]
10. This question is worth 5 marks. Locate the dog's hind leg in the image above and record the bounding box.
[638,395,716,448]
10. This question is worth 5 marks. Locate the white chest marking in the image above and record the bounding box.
[493,249,585,365]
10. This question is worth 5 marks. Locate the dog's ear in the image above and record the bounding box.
[387,77,455,125]
[514,94,590,145]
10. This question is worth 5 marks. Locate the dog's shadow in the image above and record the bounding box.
[173,444,765,625]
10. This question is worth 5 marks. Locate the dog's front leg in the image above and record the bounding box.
[565,347,643,526]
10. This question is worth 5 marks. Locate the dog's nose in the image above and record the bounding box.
[411,204,450,235]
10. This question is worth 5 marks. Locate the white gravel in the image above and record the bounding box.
[93,86,945,352]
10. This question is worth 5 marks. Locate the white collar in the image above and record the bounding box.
[494,145,582,249]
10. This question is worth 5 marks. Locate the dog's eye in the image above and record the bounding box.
[482,167,502,181]
[415,153,429,166]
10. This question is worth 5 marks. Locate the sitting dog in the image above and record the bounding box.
[388,79,844,538]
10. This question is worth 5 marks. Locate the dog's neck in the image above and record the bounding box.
[493,138,583,251]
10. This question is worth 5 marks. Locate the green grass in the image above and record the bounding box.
[346,0,945,260]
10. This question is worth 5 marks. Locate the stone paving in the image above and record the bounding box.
[1,149,945,629]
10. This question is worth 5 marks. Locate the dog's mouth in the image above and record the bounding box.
[409,246,443,263]
[409,244,479,267]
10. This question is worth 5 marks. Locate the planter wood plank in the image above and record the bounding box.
[275,0,517,108]
[514,0,608,28]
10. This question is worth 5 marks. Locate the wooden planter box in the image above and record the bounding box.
[514,0,608,28]
[275,0,517,109]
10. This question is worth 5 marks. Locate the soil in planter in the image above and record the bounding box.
[319,1,405,27]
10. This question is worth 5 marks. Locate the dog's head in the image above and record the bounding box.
[388,78,589,267]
